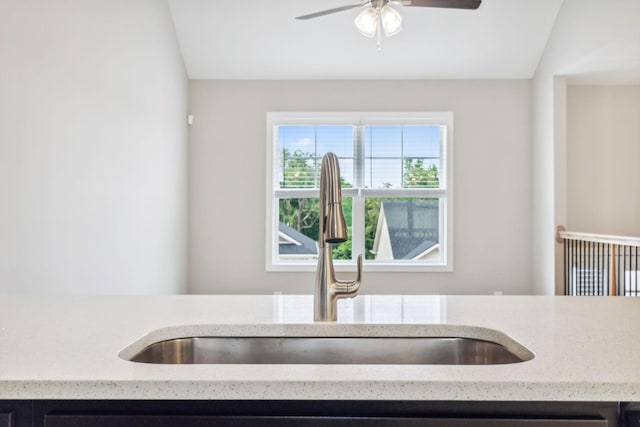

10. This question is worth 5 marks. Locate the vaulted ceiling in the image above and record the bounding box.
[168,0,564,80]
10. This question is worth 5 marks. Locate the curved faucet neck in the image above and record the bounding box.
[314,152,362,322]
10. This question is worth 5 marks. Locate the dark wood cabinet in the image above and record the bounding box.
[0,401,31,427]
[43,414,610,427]
[0,413,14,427]
[0,399,623,427]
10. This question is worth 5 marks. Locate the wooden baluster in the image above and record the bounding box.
[610,244,617,296]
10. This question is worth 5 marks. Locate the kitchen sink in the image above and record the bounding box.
[124,336,533,365]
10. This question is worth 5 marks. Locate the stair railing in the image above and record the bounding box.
[556,226,640,296]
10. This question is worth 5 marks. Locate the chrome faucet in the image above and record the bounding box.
[314,152,362,322]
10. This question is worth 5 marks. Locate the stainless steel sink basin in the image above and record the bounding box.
[126,336,532,365]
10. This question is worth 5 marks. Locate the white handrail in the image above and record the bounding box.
[556,225,640,247]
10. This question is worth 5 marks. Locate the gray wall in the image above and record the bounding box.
[0,0,189,293]
[188,79,533,295]
[531,0,640,295]
[567,85,640,236]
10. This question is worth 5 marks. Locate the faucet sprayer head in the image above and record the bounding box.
[324,203,348,243]
[320,152,348,244]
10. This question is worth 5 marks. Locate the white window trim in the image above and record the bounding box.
[265,112,454,273]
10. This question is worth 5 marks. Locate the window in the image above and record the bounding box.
[266,112,453,272]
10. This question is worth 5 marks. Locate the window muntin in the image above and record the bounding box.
[267,113,453,272]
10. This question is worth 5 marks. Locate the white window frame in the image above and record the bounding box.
[266,112,454,273]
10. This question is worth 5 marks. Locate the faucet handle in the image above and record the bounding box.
[335,254,362,295]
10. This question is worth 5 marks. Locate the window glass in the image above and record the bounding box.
[277,197,352,261]
[366,198,439,261]
[363,125,442,189]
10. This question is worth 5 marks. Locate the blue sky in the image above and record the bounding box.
[278,125,442,189]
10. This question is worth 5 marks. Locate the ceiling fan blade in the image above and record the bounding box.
[405,0,481,9]
[295,3,366,20]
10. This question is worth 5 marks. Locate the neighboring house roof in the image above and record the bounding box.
[373,200,439,260]
[403,239,438,260]
[278,222,318,255]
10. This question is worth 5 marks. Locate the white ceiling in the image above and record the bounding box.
[168,0,564,80]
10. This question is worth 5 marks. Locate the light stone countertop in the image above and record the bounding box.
[1,294,639,401]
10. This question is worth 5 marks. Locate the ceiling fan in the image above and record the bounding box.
[296,0,482,51]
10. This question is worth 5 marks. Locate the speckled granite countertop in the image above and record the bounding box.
[0,294,639,401]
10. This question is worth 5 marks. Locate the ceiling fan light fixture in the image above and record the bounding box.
[380,5,402,37]
[354,6,378,38]
[297,0,481,48]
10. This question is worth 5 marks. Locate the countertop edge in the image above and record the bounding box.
[2,379,639,402]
